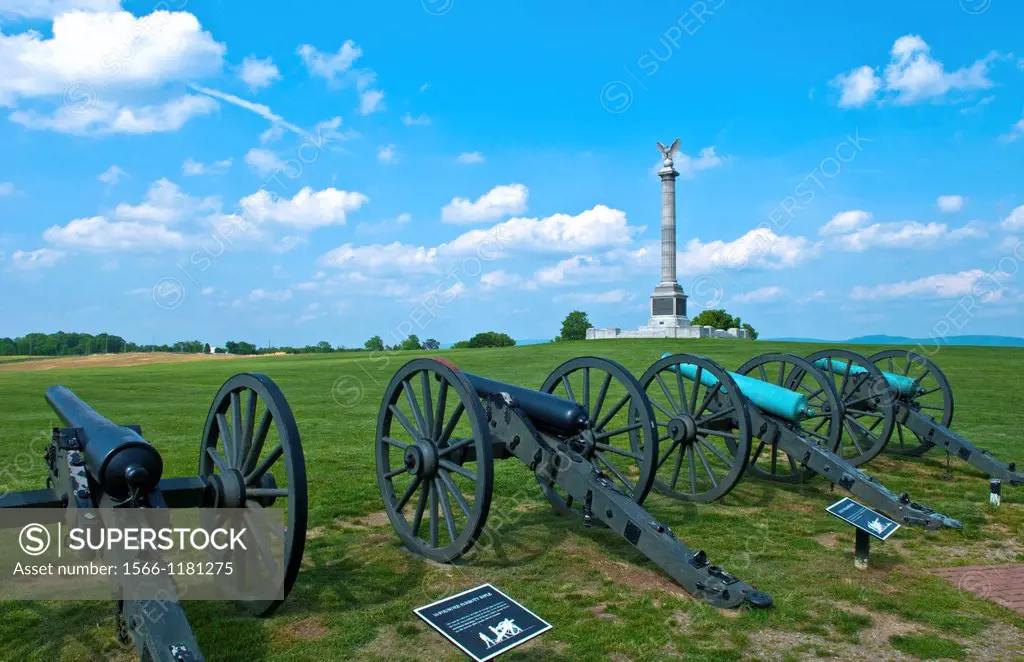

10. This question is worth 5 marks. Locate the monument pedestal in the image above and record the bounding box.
[648,282,689,328]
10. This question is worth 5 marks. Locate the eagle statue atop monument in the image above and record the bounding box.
[656,138,680,167]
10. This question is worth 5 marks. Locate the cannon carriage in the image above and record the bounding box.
[0,373,308,661]
[807,348,1023,493]
[374,356,772,609]
[639,352,961,530]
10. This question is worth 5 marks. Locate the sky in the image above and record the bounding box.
[0,0,1022,347]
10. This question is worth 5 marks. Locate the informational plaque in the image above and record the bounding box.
[414,583,551,661]
[826,497,900,540]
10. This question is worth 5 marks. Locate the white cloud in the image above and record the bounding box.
[0,9,224,106]
[43,216,187,251]
[678,227,820,275]
[0,1,121,19]
[270,235,307,253]
[259,124,285,144]
[402,113,430,126]
[1000,117,1024,143]
[10,95,218,134]
[182,157,231,176]
[443,204,638,254]
[532,255,612,287]
[820,210,872,235]
[937,195,966,213]
[113,178,216,223]
[0,181,14,196]
[831,65,882,108]
[97,165,125,186]
[441,183,528,224]
[480,270,522,291]
[732,286,787,304]
[320,241,439,274]
[359,89,385,115]
[653,146,725,178]
[312,115,359,143]
[239,55,281,92]
[851,269,1005,300]
[1001,205,1024,231]
[355,212,411,235]
[239,187,368,229]
[296,41,361,81]
[11,247,65,269]
[829,35,997,108]
[248,288,292,302]
[377,144,397,164]
[456,151,485,164]
[553,289,633,304]
[832,221,985,252]
[244,148,286,177]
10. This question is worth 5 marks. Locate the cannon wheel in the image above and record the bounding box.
[540,357,659,511]
[804,349,896,467]
[199,372,308,616]
[637,354,753,503]
[737,353,844,484]
[376,358,494,563]
[868,349,954,457]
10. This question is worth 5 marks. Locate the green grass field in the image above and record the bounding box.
[0,339,1022,661]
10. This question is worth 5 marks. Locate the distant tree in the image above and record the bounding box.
[316,340,333,353]
[452,340,470,349]
[461,332,515,348]
[400,334,422,351]
[423,338,441,350]
[224,341,257,355]
[204,342,211,354]
[741,323,759,340]
[559,311,592,341]
[690,309,739,330]
[364,335,385,352]
[214,347,226,354]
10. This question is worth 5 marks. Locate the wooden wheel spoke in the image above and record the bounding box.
[384,465,408,479]
[438,437,474,457]
[383,436,410,450]
[561,375,577,404]
[689,367,702,413]
[438,469,471,517]
[435,478,458,543]
[595,422,642,440]
[438,402,465,447]
[247,488,289,498]
[230,392,244,468]
[215,413,235,469]
[241,390,258,469]
[439,459,476,481]
[595,442,643,461]
[693,444,718,487]
[582,368,591,415]
[750,439,767,465]
[429,484,439,548]
[596,452,634,493]
[389,404,421,440]
[694,382,722,417]
[207,446,231,474]
[433,379,449,440]
[402,379,428,438]
[396,475,422,512]
[246,443,283,483]
[591,373,612,422]
[243,410,273,475]
[595,394,629,431]
[687,445,698,493]
[669,441,685,488]
[650,398,676,420]
[411,481,428,536]
[697,437,734,467]
[655,373,680,414]
[658,439,682,469]
[421,371,435,443]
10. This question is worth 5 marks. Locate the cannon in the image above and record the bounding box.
[639,353,961,530]
[375,356,772,609]
[0,374,308,661]
[809,348,1023,491]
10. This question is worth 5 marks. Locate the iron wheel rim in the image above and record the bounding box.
[868,349,954,457]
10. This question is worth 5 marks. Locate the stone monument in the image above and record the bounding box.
[586,140,749,341]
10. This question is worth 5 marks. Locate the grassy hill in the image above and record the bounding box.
[0,339,1021,660]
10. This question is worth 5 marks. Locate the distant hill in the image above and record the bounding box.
[767,334,1024,348]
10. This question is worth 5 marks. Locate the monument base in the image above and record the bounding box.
[586,324,750,340]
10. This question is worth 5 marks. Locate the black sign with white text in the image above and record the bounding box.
[826,497,900,540]
[414,583,551,661]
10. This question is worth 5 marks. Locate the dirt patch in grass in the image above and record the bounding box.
[589,603,619,621]
[746,607,925,660]
[279,616,329,642]
[815,533,839,549]
[560,537,689,599]
[0,351,253,371]
[356,622,453,661]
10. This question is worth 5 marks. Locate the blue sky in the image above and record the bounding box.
[1,0,1022,347]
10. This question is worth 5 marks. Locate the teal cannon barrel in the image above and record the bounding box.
[45,386,164,499]
[464,373,589,436]
[659,352,812,421]
[812,358,921,397]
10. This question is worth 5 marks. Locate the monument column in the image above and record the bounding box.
[648,139,689,328]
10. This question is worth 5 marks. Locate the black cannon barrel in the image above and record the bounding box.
[464,373,589,435]
[46,386,163,499]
